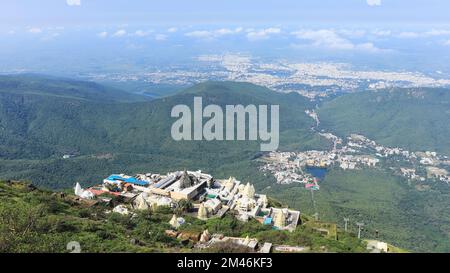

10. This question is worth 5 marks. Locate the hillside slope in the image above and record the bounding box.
[264,168,450,252]
[0,180,369,253]
[0,74,149,103]
[318,88,450,155]
[0,79,329,188]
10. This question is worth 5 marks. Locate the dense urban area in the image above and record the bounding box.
[83,54,450,99]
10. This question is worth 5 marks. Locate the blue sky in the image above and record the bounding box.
[1,0,450,75]
[1,0,450,27]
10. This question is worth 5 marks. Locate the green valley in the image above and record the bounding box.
[1,75,450,252]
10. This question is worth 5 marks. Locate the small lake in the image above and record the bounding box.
[305,166,328,181]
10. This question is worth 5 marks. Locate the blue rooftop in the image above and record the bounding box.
[264,217,273,225]
[106,174,149,186]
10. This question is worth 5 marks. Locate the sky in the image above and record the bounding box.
[1,0,450,27]
[0,0,450,75]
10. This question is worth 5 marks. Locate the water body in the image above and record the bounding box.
[305,166,328,181]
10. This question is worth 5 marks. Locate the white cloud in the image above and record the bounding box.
[215,28,236,35]
[28,27,42,34]
[125,43,143,50]
[339,29,366,38]
[185,30,211,38]
[66,0,81,6]
[424,29,450,36]
[155,34,167,41]
[292,29,354,50]
[98,31,108,38]
[185,27,243,39]
[167,27,178,33]
[355,42,384,53]
[134,30,153,37]
[246,27,281,41]
[396,29,450,39]
[134,30,146,37]
[397,31,420,39]
[372,29,392,37]
[112,29,127,37]
[366,0,381,6]
[443,39,450,46]
[40,32,60,41]
[292,29,385,52]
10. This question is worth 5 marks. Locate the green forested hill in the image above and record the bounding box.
[4,76,450,252]
[318,88,450,155]
[0,74,149,103]
[0,78,328,188]
[263,168,450,252]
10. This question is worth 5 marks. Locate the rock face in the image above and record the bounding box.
[113,205,129,215]
[177,231,201,242]
[199,229,210,243]
[165,230,179,238]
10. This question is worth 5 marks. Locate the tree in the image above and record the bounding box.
[174,200,193,215]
